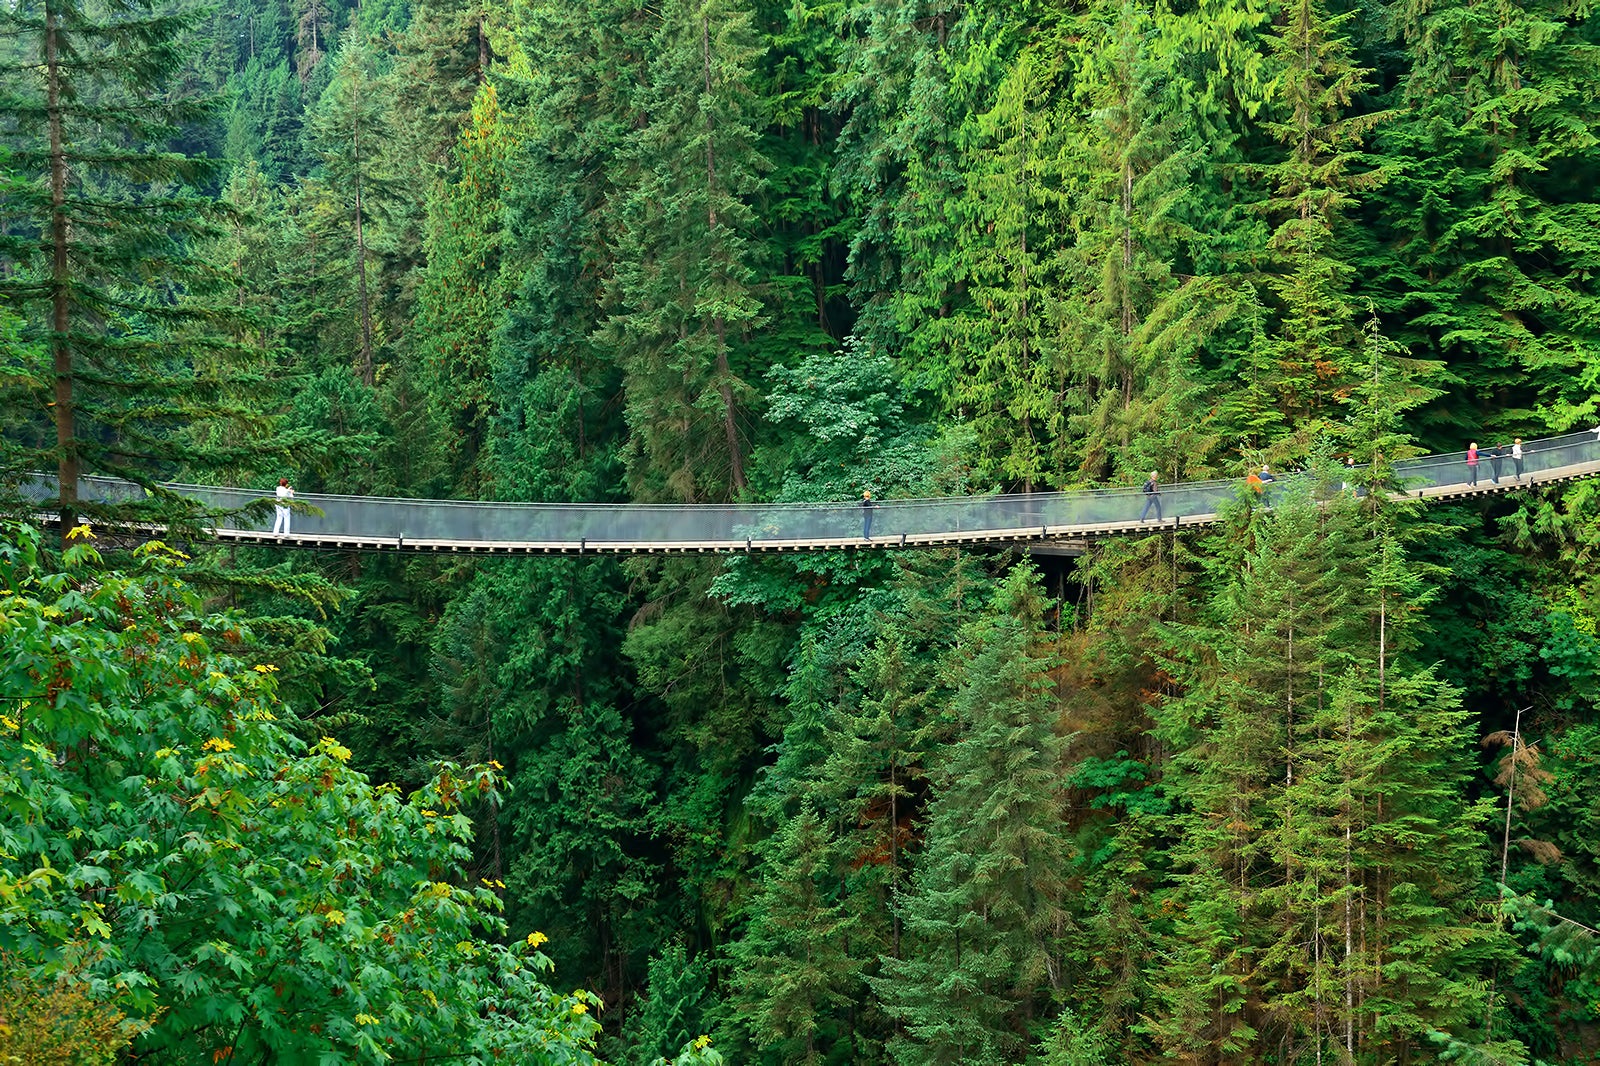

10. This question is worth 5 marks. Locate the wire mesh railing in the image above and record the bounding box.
[17,430,1600,549]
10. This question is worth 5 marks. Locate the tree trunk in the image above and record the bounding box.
[46,0,77,532]
[352,96,374,386]
[477,12,490,83]
[702,15,745,495]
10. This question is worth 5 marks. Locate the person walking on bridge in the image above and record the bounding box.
[1251,463,1277,504]
[1513,438,1524,481]
[861,490,875,540]
[1466,442,1479,486]
[272,478,293,534]
[1139,471,1162,522]
[1489,444,1505,484]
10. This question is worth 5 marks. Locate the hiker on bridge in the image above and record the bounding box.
[1513,438,1524,480]
[1243,464,1276,504]
[272,478,293,534]
[1139,471,1162,522]
[1466,442,1479,486]
[862,490,874,540]
[1489,444,1507,484]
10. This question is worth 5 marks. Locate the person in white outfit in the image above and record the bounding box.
[272,478,293,534]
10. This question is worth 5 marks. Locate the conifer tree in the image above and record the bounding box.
[390,0,494,168]
[830,0,971,356]
[1368,0,1600,437]
[412,81,511,492]
[0,0,273,527]
[304,28,397,386]
[1057,0,1227,483]
[624,942,717,1064]
[875,565,1073,1065]
[1145,486,1340,1060]
[1238,0,1390,445]
[260,60,306,179]
[1150,476,1519,1058]
[600,0,769,502]
[293,0,333,82]
[727,804,859,1064]
[942,48,1067,491]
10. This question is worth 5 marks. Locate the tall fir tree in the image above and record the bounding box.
[875,565,1074,1066]
[1363,0,1600,441]
[727,803,860,1064]
[1057,0,1229,484]
[600,0,770,502]
[304,28,397,387]
[941,47,1068,491]
[0,0,276,526]
[831,0,978,367]
[1235,0,1391,449]
[411,81,512,493]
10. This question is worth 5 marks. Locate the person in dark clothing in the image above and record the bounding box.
[1489,444,1505,484]
[1139,471,1162,522]
[861,490,874,540]
[1256,463,1277,504]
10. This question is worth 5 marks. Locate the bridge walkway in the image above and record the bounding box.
[36,431,1600,556]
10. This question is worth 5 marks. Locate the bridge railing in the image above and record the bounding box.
[17,429,1599,546]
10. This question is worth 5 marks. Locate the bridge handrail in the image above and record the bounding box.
[13,429,1595,548]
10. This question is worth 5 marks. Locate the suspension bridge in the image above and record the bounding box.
[26,430,1600,556]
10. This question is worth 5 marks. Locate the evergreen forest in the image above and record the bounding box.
[4,0,1600,1061]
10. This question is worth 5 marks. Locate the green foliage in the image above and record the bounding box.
[28,0,1600,1058]
[303,29,399,386]
[727,805,858,1064]
[623,942,717,1066]
[0,524,603,1063]
[1148,488,1514,1060]
[0,0,272,526]
[1057,0,1233,483]
[1367,0,1600,440]
[600,0,770,502]
[411,81,513,493]
[0,953,134,1065]
[1037,1006,1114,1066]
[1242,0,1390,439]
[648,1035,726,1066]
[875,564,1074,1065]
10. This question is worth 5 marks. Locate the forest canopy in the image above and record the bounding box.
[3,0,1600,1061]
